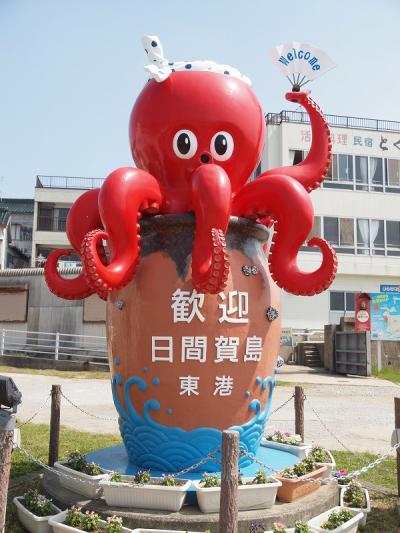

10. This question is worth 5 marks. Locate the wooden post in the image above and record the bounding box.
[219,430,239,533]
[395,398,400,505]
[48,385,61,466]
[295,385,305,442]
[0,419,14,533]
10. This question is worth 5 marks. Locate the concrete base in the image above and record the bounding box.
[44,472,339,533]
[0,354,109,372]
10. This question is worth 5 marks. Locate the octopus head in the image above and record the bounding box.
[129,71,265,195]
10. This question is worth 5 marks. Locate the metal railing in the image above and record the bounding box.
[266,110,400,132]
[37,215,67,232]
[36,175,105,190]
[0,329,107,362]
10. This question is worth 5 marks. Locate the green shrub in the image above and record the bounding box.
[321,509,354,530]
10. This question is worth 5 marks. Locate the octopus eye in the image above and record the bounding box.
[173,129,198,159]
[210,131,234,161]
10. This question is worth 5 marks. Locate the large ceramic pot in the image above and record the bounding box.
[107,214,281,472]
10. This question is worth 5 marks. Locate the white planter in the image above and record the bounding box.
[49,510,133,532]
[132,530,201,533]
[193,476,281,513]
[308,449,336,479]
[53,461,107,499]
[99,476,191,511]
[265,530,295,533]
[340,487,371,528]
[262,438,312,459]
[307,506,364,533]
[13,496,61,533]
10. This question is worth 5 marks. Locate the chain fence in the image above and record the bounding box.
[269,393,295,416]
[16,392,51,429]
[60,391,117,422]
[9,385,400,488]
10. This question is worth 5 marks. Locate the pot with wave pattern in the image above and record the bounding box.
[107,214,281,472]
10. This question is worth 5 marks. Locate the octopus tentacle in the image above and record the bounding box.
[82,167,162,292]
[191,164,231,294]
[232,174,337,296]
[44,188,103,300]
[263,91,331,193]
[44,249,94,300]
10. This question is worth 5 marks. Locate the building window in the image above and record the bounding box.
[289,150,308,165]
[356,219,384,255]
[330,291,356,312]
[301,216,321,251]
[370,157,384,192]
[324,154,353,190]
[355,156,369,191]
[386,220,400,256]
[37,204,69,232]
[385,159,400,191]
[323,217,355,253]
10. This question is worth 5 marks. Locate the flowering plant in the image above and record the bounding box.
[309,446,329,463]
[332,469,352,485]
[265,430,302,446]
[21,489,56,517]
[321,509,354,529]
[343,480,365,508]
[280,457,316,479]
[250,522,265,533]
[66,451,103,476]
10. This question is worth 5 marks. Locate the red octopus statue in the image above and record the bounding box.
[45,45,337,301]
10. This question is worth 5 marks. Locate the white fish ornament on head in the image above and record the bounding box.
[270,42,335,90]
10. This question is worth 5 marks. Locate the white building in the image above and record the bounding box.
[263,109,400,329]
[32,175,103,267]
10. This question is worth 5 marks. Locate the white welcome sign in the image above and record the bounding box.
[270,42,336,88]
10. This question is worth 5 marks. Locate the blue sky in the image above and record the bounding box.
[1,0,399,198]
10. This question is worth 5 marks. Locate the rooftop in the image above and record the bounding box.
[36,175,104,190]
[266,110,400,132]
[0,198,34,214]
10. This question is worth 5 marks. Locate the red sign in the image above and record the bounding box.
[355,293,371,332]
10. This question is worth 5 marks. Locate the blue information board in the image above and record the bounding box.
[370,292,400,340]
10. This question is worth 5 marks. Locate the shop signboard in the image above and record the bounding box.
[370,292,400,340]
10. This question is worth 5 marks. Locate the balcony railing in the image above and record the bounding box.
[37,215,67,232]
[266,110,400,132]
[36,175,105,190]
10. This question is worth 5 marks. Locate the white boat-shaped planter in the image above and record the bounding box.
[99,476,191,511]
[308,449,336,479]
[340,486,371,528]
[193,476,281,514]
[132,530,202,533]
[262,437,312,459]
[13,496,61,533]
[265,530,295,533]
[49,510,133,532]
[53,461,107,499]
[307,506,364,533]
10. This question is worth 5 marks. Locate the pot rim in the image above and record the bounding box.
[139,214,269,242]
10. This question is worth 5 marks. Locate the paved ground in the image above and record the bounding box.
[5,366,399,454]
